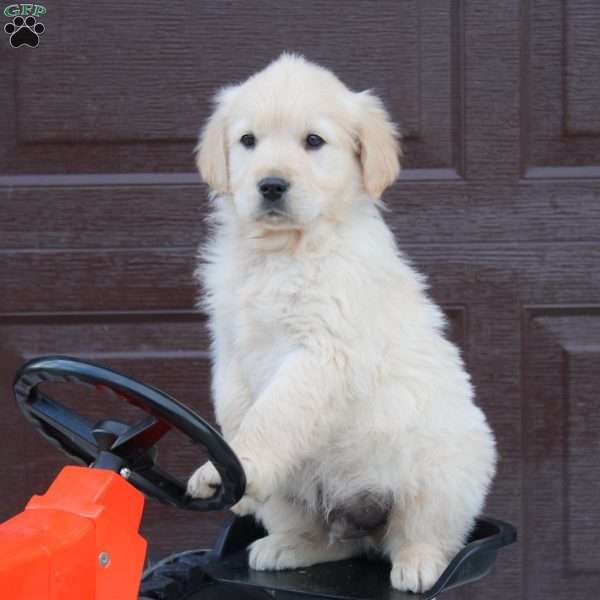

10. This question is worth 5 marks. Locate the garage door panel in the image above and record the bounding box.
[523,308,600,597]
[1,249,197,311]
[524,0,600,173]
[0,185,206,250]
[390,183,600,244]
[0,0,459,177]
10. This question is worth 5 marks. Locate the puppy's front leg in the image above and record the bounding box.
[231,349,340,500]
[187,353,253,501]
[211,354,253,441]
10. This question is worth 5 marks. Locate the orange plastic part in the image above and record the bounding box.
[0,466,147,600]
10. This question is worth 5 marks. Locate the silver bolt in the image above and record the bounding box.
[98,552,111,567]
[120,467,131,480]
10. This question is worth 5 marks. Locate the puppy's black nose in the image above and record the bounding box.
[258,177,289,202]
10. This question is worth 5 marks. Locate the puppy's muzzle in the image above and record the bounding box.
[258,176,290,213]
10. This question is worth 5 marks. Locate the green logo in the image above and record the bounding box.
[4,4,46,47]
[4,4,46,17]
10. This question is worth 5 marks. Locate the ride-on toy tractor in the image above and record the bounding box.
[0,356,516,599]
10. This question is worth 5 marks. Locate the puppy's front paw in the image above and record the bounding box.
[187,461,221,499]
[390,543,448,593]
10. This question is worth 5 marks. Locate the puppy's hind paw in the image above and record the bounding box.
[249,533,363,571]
[249,534,303,571]
[390,543,448,593]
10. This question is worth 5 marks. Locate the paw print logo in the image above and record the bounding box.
[4,15,45,48]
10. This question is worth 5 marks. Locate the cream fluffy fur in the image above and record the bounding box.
[187,54,496,593]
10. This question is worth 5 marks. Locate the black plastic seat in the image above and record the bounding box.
[200,515,516,600]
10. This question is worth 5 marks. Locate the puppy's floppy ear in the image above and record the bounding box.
[195,86,236,194]
[356,90,401,199]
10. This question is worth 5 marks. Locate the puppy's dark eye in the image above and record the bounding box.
[305,134,325,149]
[240,134,256,148]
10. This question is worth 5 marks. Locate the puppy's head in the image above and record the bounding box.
[196,54,400,231]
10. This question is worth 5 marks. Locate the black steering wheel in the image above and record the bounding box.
[13,356,245,511]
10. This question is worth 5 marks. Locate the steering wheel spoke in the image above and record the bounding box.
[129,463,189,508]
[27,391,98,462]
[112,416,171,463]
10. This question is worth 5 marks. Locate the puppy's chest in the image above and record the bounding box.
[222,258,312,391]
[233,262,308,342]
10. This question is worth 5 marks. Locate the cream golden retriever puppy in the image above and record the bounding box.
[187,54,496,593]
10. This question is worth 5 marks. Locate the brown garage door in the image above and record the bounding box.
[1,1,599,599]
